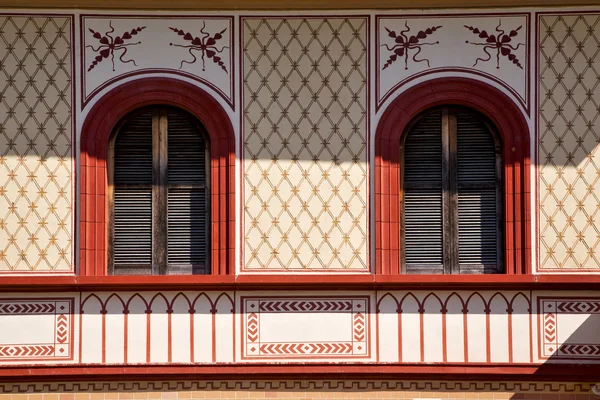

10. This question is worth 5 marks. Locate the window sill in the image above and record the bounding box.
[0,273,598,292]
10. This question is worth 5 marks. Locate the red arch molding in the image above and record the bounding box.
[79,77,235,276]
[375,77,531,275]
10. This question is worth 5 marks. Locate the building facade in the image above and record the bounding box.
[1,0,600,398]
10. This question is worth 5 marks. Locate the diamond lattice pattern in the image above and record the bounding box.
[242,18,368,270]
[0,16,72,272]
[539,15,600,270]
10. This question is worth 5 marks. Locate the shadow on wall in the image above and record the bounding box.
[536,299,600,371]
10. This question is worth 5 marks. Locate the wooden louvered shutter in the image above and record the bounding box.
[401,107,503,274]
[167,111,210,275]
[109,107,211,275]
[402,110,444,274]
[456,112,502,273]
[110,111,153,275]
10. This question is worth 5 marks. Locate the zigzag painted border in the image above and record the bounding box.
[242,296,370,360]
[540,297,600,360]
[0,298,74,362]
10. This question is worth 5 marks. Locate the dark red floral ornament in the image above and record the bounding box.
[464,20,524,69]
[169,22,229,73]
[382,22,442,70]
[87,22,146,72]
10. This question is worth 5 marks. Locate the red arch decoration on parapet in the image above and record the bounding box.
[374,77,531,276]
[79,77,235,276]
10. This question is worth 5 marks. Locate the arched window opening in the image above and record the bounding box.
[108,107,210,275]
[401,107,503,274]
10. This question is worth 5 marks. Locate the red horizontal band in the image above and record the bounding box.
[0,363,598,382]
[0,274,597,292]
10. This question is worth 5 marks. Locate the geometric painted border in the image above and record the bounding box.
[0,298,74,361]
[0,380,594,393]
[241,296,370,360]
[538,296,600,360]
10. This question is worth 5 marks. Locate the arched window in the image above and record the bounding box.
[401,107,503,274]
[107,107,210,275]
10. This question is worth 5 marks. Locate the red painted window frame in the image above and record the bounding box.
[79,78,235,276]
[374,77,531,275]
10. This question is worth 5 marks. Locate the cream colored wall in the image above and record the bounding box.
[0,8,599,274]
[0,15,73,272]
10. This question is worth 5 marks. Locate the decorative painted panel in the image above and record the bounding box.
[0,15,73,273]
[376,14,530,112]
[538,296,600,360]
[242,17,369,271]
[240,295,370,360]
[0,297,73,362]
[81,16,233,108]
[0,380,595,398]
[79,291,234,364]
[0,290,598,366]
[538,13,600,271]
[377,291,533,364]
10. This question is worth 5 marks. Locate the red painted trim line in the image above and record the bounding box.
[0,274,599,292]
[1,364,600,382]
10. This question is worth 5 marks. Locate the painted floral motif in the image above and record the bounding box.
[86,22,146,72]
[381,22,442,70]
[169,23,228,73]
[464,20,524,69]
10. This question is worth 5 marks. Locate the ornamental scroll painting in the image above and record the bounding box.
[377,15,529,112]
[81,16,233,108]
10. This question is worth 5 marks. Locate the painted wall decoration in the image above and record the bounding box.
[377,291,533,364]
[0,297,73,362]
[376,14,530,112]
[0,290,598,366]
[538,13,600,272]
[86,23,146,72]
[538,296,600,360]
[241,295,370,360]
[79,291,234,364]
[0,15,74,273]
[81,16,234,108]
[242,17,369,272]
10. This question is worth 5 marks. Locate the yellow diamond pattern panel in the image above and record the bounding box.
[242,18,368,271]
[539,14,600,270]
[0,16,73,272]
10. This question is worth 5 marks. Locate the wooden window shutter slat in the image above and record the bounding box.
[456,112,501,273]
[166,111,210,275]
[112,111,153,274]
[403,110,444,273]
